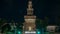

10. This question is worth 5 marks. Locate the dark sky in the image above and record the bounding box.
[0,0,60,24]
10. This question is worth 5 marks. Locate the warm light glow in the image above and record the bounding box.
[47,26,56,32]
[25,19,36,23]
[29,26,31,31]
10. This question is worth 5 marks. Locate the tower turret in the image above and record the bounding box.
[23,0,36,32]
[27,0,34,15]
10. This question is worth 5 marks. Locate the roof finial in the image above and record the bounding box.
[27,0,34,15]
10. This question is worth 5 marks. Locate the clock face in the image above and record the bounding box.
[25,19,36,23]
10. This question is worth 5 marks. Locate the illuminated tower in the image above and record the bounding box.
[23,0,36,31]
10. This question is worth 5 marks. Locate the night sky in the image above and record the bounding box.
[0,0,60,24]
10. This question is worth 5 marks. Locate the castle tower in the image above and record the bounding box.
[23,0,36,31]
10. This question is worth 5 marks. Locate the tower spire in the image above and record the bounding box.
[27,0,34,15]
